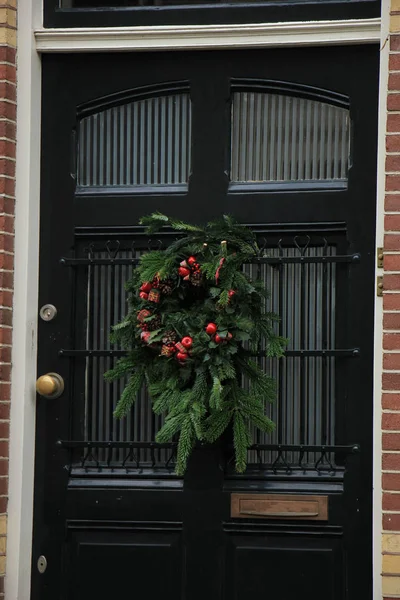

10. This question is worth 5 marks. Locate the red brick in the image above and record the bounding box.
[0,47,16,65]
[0,64,16,85]
[383,513,400,530]
[386,135,400,152]
[383,333,400,350]
[0,403,10,419]
[386,154,400,171]
[383,472,400,490]
[0,310,12,328]
[0,497,9,513]
[0,178,15,197]
[0,141,16,160]
[0,236,13,254]
[383,453,400,470]
[0,272,14,293]
[0,159,15,179]
[383,394,400,409]
[383,433,400,450]
[389,73,400,92]
[0,120,16,142]
[0,102,16,123]
[384,294,400,310]
[0,348,11,365]
[384,313,400,329]
[383,411,400,428]
[0,255,13,271]
[383,373,400,391]
[386,175,400,192]
[385,214,400,230]
[0,291,12,309]
[385,194,400,211]
[0,216,13,235]
[385,234,400,251]
[0,197,14,216]
[390,54,400,71]
[0,83,16,104]
[383,492,400,510]
[0,441,8,460]
[384,355,400,370]
[0,331,11,347]
[388,94,400,112]
[388,115,400,134]
[384,274,400,291]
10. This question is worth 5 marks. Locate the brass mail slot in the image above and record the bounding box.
[231,494,328,521]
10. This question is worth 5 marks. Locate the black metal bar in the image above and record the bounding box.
[57,440,358,453]
[60,254,361,267]
[249,444,360,453]
[58,348,361,358]
[57,440,178,449]
[300,252,306,447]
[61,257,141,266]
[321,244,328,445]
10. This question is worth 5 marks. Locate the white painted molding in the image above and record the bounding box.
[7,0,42,598]
[35,18,381,53]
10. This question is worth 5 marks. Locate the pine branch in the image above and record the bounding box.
[113,370,145,418]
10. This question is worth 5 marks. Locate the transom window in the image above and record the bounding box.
[46,0,381,29]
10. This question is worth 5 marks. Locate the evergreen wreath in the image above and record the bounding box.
[105,213,287,475]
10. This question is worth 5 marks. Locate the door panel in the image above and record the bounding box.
[33,46,378,600]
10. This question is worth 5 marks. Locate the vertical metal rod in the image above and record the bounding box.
[300,247,306,446]
[321,244,328,445]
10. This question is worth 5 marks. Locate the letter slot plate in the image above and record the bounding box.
[231,493,328,521]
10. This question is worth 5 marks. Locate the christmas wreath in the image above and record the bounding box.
[105,213,287,474]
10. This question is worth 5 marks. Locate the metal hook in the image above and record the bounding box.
[294,235,311,256]
[105,240,121,259]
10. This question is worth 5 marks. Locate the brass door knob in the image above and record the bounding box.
[36,373,64,398]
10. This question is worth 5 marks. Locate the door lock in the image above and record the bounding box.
[36,373,64,399]
[37,555,47,574]
[39,304,57,321]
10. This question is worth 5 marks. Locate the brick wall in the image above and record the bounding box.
[0,3,15,597]
[383,2,400,597]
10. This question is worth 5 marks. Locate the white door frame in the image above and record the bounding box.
[7,5,386,599]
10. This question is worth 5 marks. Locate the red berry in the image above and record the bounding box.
[178,266,191,278]
[214,334,223,344]
[205,323,217,335]
[226,332,233,341]
[139,291,149,300]
[187,256,197,266]
[228,290,236,298]
[176,352,188,361]
[181,336,193,349]
[141,331,151,343]
[140,282,152,293]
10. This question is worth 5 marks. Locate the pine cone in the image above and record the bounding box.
[158,279,174,296]
[147,314,162,331]
[190,270,203,287]
[162,329,178,345]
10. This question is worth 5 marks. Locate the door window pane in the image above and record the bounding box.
[78,93,192,188]
[231,92,350,184]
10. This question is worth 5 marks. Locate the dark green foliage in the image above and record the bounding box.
[105,213,287,475]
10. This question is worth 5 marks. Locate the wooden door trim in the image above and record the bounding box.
[34,18,381,54]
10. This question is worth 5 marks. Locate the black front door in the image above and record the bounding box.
[33,46,378,600]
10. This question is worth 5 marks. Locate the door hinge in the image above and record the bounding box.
[377,247,384,269]
[377,275,383,297]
